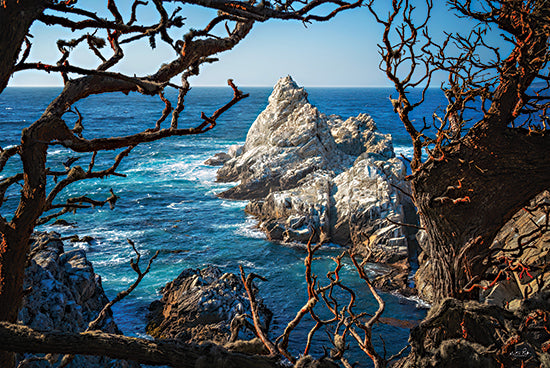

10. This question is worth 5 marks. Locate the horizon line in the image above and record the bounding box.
[6,84,438,89]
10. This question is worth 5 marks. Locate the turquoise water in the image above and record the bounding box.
[0,86,440,366]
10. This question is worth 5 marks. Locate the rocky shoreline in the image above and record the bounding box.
[19,232,138,368]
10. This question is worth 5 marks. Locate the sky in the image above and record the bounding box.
[7,1,506,88]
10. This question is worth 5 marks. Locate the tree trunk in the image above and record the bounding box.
[413,127,550,302]
[0,231,33,368]
[0,0,45,93]
[0,116,50,367]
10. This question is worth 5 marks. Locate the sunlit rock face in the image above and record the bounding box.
[216,76,416,263]
[18,232,138,368]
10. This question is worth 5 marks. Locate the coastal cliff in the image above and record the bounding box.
[18,232,138,368]
[214,76,417,266]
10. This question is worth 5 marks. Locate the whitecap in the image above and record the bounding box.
[94,256,129,267]
[167,201,188,210]
[5,107,13,110]
[237,260,256,269]
[155,161,217,183]
[219,200,247,209]
[394,146,414,159]
[213,222,240,229]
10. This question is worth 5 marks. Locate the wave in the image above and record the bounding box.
[394,145,414,159]
[219,200,247,209]
[235,216,266,239]
[167,201,189,210]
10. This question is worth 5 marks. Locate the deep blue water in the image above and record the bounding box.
[0,86,444,366]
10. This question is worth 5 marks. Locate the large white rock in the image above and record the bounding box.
[217,76,416,262]
[217,76,351,199]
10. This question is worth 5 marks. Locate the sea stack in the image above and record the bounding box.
[213,76,418,265]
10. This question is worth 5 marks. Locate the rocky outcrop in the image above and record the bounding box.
[18,232,138,368]
[146,265,272,345]
[394,294,550,368]
[205,145,244,166]
[215,76,415,264]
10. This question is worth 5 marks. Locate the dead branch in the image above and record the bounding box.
[57,239,160,367]
[348,253,386,368]
[239,265,277,356]
[0,146,19,173]
[37,189,119,226]
[0,322,281,368]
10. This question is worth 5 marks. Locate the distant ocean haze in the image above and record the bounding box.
[0,86,438,365]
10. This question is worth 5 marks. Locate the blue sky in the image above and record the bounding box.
[8,2,505,87]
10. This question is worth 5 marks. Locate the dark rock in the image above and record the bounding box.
[52,219,75,227]
[294,356,340,368]
[146,265,272,345]
[372,258,414,295]
[18,232,138,368]
[68,235,95,243]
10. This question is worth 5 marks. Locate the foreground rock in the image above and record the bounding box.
[394,294,550,368]
[18,232,138,368]
[214,76,416,266]
[146,265,272,345]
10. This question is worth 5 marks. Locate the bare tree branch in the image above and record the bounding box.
[0,322,281,368]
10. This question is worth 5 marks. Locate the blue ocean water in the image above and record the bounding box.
[0,86,446,366]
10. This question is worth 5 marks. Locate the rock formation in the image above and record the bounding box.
[18,232,138,368]
[214,76,416,266]
[146,265,272,345]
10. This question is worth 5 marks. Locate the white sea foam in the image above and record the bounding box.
[157,161,217,183]
[213,222,240,229]
[94,256,129,267]
[206,181,241,197]
[394,145,414,159]
[167,201,189,210]
[219,200,247,209]
[235,217,266,239]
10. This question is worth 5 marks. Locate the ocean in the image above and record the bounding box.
[0,85,445,366]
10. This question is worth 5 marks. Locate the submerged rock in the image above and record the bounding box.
[18,232,138,368]
[146,265,272,345]
[216,76,416,264]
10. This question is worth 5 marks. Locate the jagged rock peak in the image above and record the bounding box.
[267,75,308,104]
